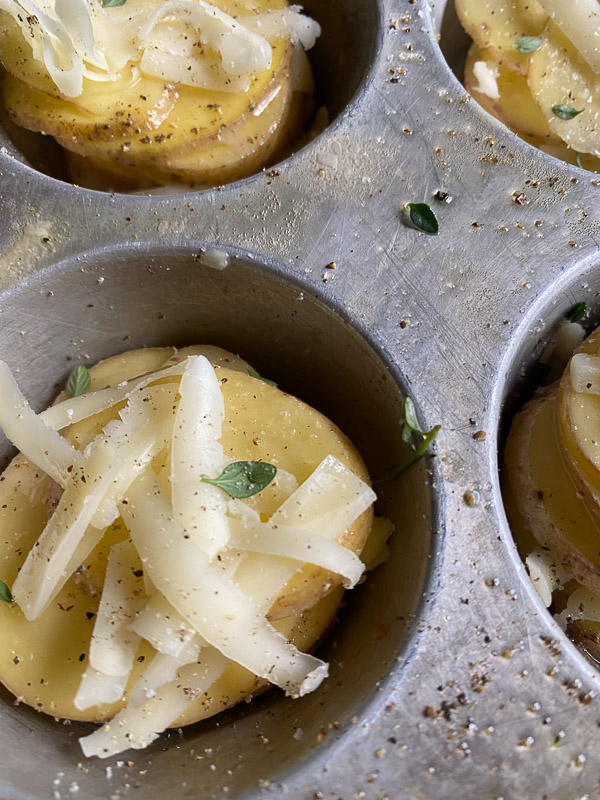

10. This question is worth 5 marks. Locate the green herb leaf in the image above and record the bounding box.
[66,365,91,397]
[403,397,423,434]
[514,36,542,53]
[246,367,278,388]
[576,151,584,169]
[375,425,441,484]
[201,461,277,498]
[552,104,583,121]
[406,203,439,235]
[102,0,126,6]
[567,301,588,323]
[0,580,13,603]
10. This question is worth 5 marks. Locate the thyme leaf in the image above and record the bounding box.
[375,398,440,484]
[0,580,13,603]
[567,301,588,323]
[201,461,277,498]
[66,365,91,397]
[552,104,583,120]
[405,203,439,235]
[514,36,542,53]
[246,367,278,388]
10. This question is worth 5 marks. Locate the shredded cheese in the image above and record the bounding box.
[12,440,123,621]
[88,540,143,677]
[570,352,600,394]
[0,359,81,484]
[471,60,500,100]
[0,353,376,758]
[228,517,365,589]
[0,0,320,97]
[79,650,230,758]
[121,469,329,699]
[170,356,229,558]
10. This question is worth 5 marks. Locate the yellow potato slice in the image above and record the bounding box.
[455,0,547,75]
[503,384,600,593]
[0,347,372,724]
[528,21,600,156]
[464,43,556,141]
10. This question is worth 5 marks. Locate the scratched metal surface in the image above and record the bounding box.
[0,0,600,798]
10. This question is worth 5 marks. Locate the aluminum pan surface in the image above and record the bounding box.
[1,0,600,797]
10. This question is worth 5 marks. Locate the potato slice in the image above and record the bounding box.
[503,384,600,594]
[464,43,557,141]
[455,0,547,75]
[528,21,600,156]
[0,347,372,725]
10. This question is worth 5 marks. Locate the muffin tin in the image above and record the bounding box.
[1,0,600,797]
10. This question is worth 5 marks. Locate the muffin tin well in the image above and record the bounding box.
[0,0,382,188]
[2,0,600,798]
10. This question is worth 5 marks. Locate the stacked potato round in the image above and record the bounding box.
[504,324,600,657]
[456,0,600,170]
[0,346,382,757]
[0,0,317,189]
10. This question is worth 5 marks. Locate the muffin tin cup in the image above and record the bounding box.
[1,0,600,797]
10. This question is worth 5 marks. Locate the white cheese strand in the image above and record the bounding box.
[555,585,600,630]
[228,517,365,589]
[79,649,229,758]
[17,0,86,96]
[570,352,600,394]
[55,0,108,71]
[137,0,272,76]
[471,60,500,100]
[128,648,199,707]
[170,356,229,558]
[0,359,81,484]
[12,440,123,621]
[243,6,321,50]
[526,547,568,608]
[130,593,201,659]
[121,470,328,698]
[92,385,178,529]
[12,384,173,620]
[41,361,186,431]
[74,667,129,711]
[89,540,144,677]
[140,48,251,92]
[38,417,168,618]
[233,455,375,615]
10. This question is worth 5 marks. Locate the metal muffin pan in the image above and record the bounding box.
[1,0,600,797]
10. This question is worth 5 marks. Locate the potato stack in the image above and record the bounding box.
[505,324,600,662]
[456,0,600,170]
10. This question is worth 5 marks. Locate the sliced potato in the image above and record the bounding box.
[528,21,600,156]
[464,43,557,140]
[503,384,600,593]
[0,347,372,725]
[455,0,547,74]
[63,54,312,190]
